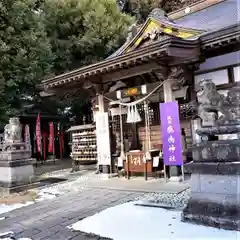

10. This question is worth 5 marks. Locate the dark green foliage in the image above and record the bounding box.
[0,0,53,123]
[0,0,132,125]
[126,0,202,23]
[0,0,200,125]
[41,0,133,124]
[42,0,132,74]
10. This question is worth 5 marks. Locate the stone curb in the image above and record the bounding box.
[73,184,189,194]
[38,169,89,180]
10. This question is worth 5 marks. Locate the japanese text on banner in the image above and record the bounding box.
[159,102,183,166]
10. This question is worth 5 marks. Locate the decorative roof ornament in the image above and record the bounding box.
[83,80,95,89]
[185,7,191,14]
[149,8,175,23]
[126,24,138,42]
[116,0,127,12]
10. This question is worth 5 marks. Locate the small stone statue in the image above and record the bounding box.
[196,79,232,125]
[4,117,22,144]
[183,81,240,231]
[126,24,138,42]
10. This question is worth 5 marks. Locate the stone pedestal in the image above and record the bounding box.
[182,131,240,231]
[183,162,240,230]
[0,144,35,193]
[0,118,35,193]
[182,80,240,231]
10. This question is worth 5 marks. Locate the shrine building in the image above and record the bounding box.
[41,0,240,177]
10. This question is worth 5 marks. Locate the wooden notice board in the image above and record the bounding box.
[124,152,153,180]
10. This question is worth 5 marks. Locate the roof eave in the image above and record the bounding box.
[168,0,226,20]
[201,24,240,49]
[42,38,200,89]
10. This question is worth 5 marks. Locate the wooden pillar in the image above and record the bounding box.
[163,80,174,102]
[129,123,140,150]
[98,94,105,112]
[43,132,47,161]
[58,132,64,159]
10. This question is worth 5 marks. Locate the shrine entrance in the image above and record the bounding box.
[99,77,194,180]
[41,8,207,180]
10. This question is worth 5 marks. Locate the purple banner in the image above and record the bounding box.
[160,102,183,166]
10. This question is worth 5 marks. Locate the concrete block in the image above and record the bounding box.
[199,174,240,195]
[0,165,34,184]
[189,173,201,193]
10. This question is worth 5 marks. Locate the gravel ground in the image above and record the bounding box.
[135,188,191,208]
[104,187,191,209]
[35,171,191,208]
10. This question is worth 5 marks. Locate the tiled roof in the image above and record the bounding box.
[176,0,240,32]
[108,8,203,59]
[108,0,239,59]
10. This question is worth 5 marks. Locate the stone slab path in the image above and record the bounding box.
[76,177,189,194]
[0,187,141,240]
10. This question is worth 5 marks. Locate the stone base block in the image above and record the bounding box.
[185,161,240,175]
[0,150,32,161]
[168,176,182,182]
[169,166,182,182]
[190,173,240,195]
[182,195,240,231]
[99,173,118,179]
[0,162,35,192]
[183,171,240,231]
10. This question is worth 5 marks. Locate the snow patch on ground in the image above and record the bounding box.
[0,188,60,216]
[0,189,61,238]
[68,201,239,240]
[0,231,32,239]
[0,201,33,216]
[0,172,97,217]
[36,172,98,195]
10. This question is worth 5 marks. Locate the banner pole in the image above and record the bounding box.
[53,123,56,164]
[181,164,185,182]
[53,134,55,165]
[109,163,112,178]
[163,164,167,183]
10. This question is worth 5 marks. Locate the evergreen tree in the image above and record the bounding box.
[41,0,133,74]
[0,0,133,124]
[41,0,133,124]
[125,0,202,23]
[0,0,53,123]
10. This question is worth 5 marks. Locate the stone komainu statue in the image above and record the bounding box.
[196,79,234,124]
[4,117,22,144]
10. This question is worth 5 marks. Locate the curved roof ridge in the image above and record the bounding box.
[107,8,204,59]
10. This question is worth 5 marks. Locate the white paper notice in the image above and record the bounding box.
[153,156,159,167]
[95,112,111,165]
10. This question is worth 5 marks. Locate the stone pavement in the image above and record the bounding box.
[38,167,190,195]
[34,159,72,177]
[0,187,141,240]
[35,159,96,177]
[79,177,189,194]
